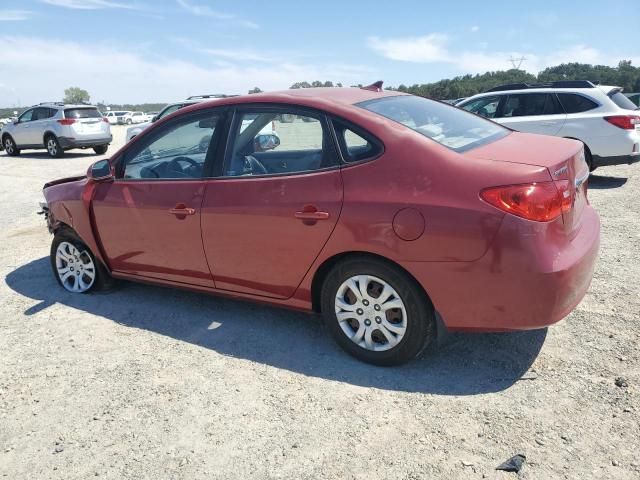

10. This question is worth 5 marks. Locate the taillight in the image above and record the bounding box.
[480,181,572,222]
[604,115,640,130]
[57,118,76,125]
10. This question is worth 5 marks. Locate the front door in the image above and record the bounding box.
[92,109,224,287]
[201,106,343,299]
[12,108,35,145]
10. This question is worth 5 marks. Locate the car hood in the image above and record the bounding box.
[44,174,86,190]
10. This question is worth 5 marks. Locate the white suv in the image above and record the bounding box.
[121,111,151,125]
[457,81,640,170]
[1,103,112,158]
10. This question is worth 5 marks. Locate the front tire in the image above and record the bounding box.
[50,230,114,293]
[93,145,108,155]
[45,135,64,158]
[3,135,20,156]
[126,119,132,125]
[320,257,436,366]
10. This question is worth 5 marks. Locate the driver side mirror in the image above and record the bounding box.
[152,115,158,122]
[254,133,280,152]
[87,159,114,182]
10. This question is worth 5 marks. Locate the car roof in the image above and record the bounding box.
[188,87,406,112]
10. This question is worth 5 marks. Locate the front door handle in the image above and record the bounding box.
[295,205,330,222]
[169,204,196,216]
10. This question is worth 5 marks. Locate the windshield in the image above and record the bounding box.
[358,95,509,152]
[609,91,639,110]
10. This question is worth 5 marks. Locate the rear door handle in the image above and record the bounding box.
[295,205,330,221]
[169,204,196,216]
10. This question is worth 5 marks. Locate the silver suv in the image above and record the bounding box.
[1,102,112,158]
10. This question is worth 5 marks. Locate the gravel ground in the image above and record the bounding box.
[0,125,639,479]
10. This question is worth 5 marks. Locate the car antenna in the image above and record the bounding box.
[361,81,384,92]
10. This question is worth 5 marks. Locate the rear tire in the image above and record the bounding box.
[3,135,20,156]
[320,257,436,366]
[584,144,595,172]
[93,145,108,155]
[50,229,115,293]
[45,135,64,158]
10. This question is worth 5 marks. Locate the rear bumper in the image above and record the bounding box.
[58,135,112,149]
[592,153,640,167]
[401,206,600,332]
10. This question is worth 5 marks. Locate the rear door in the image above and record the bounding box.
[201,106,343,299]
[498,93,566,136]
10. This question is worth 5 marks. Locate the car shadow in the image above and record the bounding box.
[2,151,105,160]
[588,174,628,189]
[6,257,547,395]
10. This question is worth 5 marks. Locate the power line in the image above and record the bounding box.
[508,56,527,70]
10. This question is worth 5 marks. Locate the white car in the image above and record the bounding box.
[103,111,130,125]
[457,80,640,170]
[121,111,151,125]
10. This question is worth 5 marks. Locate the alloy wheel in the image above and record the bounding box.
[55,241,96,292]
[5,138,14,154]
[47,138,58,157]
[334,275,408,352]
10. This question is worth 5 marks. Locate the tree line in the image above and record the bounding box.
[391,61,640,99]
[2,61,639,118]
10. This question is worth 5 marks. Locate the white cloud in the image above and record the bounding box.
[470,26,480,33]
[176,0,258,28]
[0,10,32,20]
[367,34,449,63]
[0,36,372,107]
[41,0,134,9]
[368,33,637,74]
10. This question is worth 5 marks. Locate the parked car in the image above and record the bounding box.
[457,80,640,171]
[125,95,230,142]
[120,111,151,125]
[103,111,130,125]
[41,84,599,365]
[2,102,111,157]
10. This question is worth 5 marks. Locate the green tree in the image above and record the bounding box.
[63,87,90,104]
[248,87,263,94]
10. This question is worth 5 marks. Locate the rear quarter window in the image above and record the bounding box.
[64,108,102,119]
[608,91,639,110]
[358,95,508,153]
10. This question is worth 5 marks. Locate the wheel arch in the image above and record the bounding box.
[42,130,58,145]
[310,251,434,314]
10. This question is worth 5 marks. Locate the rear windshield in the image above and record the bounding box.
[609,91,639,110]
[64,108,102,119]
[358,95,508,152]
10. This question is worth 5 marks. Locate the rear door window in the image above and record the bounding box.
[503,93,562,117]
[556,93,599,113]
[224,109,336,176]
[64,108,102,119]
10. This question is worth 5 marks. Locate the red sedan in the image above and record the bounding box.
[42,84,600,365]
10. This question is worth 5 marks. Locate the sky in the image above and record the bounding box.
[0,0,638,107]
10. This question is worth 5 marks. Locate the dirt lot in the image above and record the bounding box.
[0,125,639,479]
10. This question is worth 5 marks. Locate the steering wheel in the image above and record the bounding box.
[244,155,268,175]
[167,156,200,178]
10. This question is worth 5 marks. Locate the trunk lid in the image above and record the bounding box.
[466,132,589,234]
